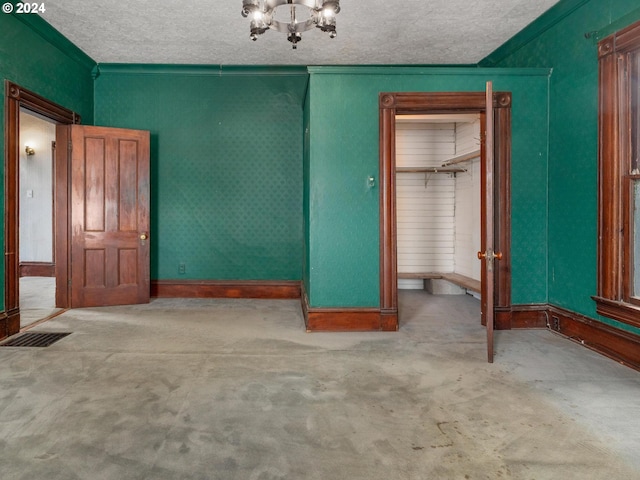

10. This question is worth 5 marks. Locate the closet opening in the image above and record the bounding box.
[378,90,512,357]
[395,113,482,300]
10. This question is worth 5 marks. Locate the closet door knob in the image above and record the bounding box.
[477,250,502,260]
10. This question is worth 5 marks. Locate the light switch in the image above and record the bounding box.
[26,189,33,198]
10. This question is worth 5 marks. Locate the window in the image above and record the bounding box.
[594,19,640,327]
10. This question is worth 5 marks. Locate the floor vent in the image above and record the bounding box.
[0,332,72,348]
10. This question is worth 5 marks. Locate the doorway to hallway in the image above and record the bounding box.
[3,81,151,340]
[18,108,61,329]
[3,81,78,337]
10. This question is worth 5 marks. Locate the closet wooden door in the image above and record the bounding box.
[478,81,501,363]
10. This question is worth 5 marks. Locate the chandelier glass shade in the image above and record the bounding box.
[241,0,341,49]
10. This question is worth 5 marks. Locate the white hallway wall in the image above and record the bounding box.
[20,110,56,263]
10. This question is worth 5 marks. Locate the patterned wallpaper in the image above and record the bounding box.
[496,0,640,332]
[307,70,550,307]
[95,71,307,281]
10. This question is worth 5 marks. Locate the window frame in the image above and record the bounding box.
[594,19,640,327]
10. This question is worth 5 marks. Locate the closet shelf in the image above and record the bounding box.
[396,167,466,174]
[441,149,481,166]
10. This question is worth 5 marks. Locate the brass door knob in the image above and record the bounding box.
[477,250,503,260]
[140,233,148,240]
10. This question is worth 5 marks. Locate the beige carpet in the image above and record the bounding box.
[0,291,638,479]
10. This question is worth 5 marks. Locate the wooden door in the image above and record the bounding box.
[478,81,501,363]
[66,125,150,307]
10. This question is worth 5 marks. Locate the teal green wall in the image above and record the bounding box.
[94,66,307,281]
[7,0,639,334]
[305,68,550,308]
[491,0,640,333]
[0,13,94,310]
[303,84,311,296]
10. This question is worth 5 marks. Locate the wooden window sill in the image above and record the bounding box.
[593,296,640,329]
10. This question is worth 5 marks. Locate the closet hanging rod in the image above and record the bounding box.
[396,167,466,174]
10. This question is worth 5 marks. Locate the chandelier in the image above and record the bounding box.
[241,0,341,49]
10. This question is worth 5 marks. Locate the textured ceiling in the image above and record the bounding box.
[39,0,559,65]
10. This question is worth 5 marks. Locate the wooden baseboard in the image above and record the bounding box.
[301,285,398,332]
[151,280,301,300]
[7,308,20,336]
[499,303,640,370]
[547,305,640,371]
[380,309,400,331]
[304,307,389,331]
[506,304,549,329]
[495,308,512,330]
[0,308,20,341]
[0,311,8,341]
[19,262,55,277]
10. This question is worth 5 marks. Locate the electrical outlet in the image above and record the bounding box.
[552,316,560,331]
[178,263,186,274]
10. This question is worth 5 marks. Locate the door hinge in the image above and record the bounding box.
[68,140,72,152]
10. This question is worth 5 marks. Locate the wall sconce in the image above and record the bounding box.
[25,146,35,156]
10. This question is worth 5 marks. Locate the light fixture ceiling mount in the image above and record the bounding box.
[241,0,341,49]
